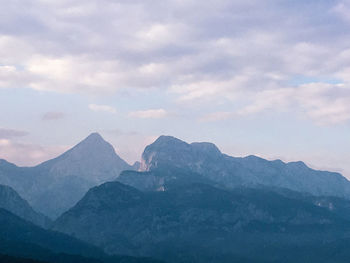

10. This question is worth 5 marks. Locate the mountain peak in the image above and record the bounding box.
[86,132,103,140]
[38,132,132,183]
[191,142,221,155]
[78,132,107,147]
[153,135,189,147]
[141,136,223,171]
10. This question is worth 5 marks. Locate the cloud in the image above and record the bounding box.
[0,139,69,166]
[1,0,350,125]
[200,82,350,125]
[42,111,65,121]
[128,109,167,119]
[295,83,350,125]
[200,112,235,122]
[333,1,350,22]
[0,128,29,139]
[88,103,117,113]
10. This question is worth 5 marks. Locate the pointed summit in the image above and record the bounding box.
[68,132,116,157]
[39,132,131,183]
[30,133,134,217]
[153,135,188,145]
[83,132,104,142]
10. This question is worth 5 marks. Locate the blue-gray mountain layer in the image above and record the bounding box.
[0,208,161,263]
[0,133,132,218]
[53,181,350,263]
[0,184,50,228]
[118,135,350,197]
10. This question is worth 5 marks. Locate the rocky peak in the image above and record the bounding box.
[68,132,116,156]
[38,132,131,182]
[140,136,223,171]
[190,142,221,156]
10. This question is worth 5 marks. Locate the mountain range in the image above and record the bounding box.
[0,207,162,263]
[1,133,350,262]
[53,181,350,263]
[0,133,133,218]
[118,135,350,197]
[0,184,50,228]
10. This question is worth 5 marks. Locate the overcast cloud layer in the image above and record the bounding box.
[0,0,349,177]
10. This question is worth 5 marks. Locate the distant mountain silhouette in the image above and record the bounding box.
[0,184,50,228]
[1,133,349,220]
[118,135,350,198]
[0,208,163,263]
[53,181,350,263]
[0,133,133,218]
[2,134,350,262]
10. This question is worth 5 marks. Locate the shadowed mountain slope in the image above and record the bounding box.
[0,133,133,218]
[53,181,350,263]
[0,208,163,263]
[0,184,51,228]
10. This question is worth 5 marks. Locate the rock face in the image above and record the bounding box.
[129,135,350,197]
[0,133,133,218]
[0,184,51,228]
[53,181,350,263]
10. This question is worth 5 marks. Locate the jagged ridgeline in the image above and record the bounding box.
[118,135,350,197]
[2,133,350,263]
[0,133,135,218]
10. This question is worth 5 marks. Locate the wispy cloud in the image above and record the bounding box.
[88,104,117,114]
[0,128,29,139]
[201,83,350,125]
[0,139,69,166]
[128,109,167,119]
[1,0,350,127]
[42,111,65,121]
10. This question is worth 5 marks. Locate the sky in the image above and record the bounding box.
[0,0,350,178]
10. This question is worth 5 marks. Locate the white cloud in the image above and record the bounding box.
[0,139,11,146]
[333,1,350,22]
[0,139,69,166]
[295,83,350,125]
[128,109,167,119]
[88,104,117,114]
[199,82,350,125]
[0,0,350,126]
[199,112,235,122]
[237,88,294,115]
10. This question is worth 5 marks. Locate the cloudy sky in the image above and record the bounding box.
[0,0,350,177]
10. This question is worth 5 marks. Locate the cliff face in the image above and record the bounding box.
[135,135,350,197]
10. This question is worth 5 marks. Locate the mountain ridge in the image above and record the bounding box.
[129,135,350,198]
[0,132,134,218]
[0,184,51,228]
[53,181,350,263]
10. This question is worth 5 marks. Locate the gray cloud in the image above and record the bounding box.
[0,128,29,139]
[42,111,65,121]
[1,0,350,124]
